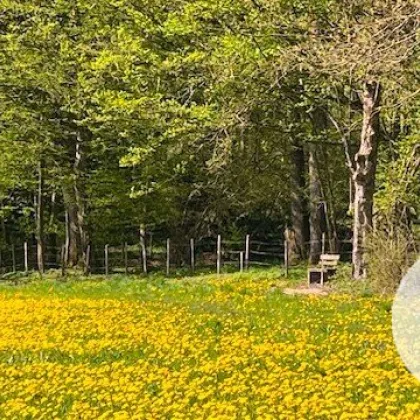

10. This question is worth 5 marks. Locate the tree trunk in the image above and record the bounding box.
[290,141,308,261]
[311,107,340,254]
[352,82,381,279]
[35,160,44,272]
[308,147,323,263]
[323,200,339,254]
[317,148,340,254]
[47,192,59,266]
[74,132,88,265]
[0,209,7,247]
[62,130,88,268]
[139,224,147,274]
[63,187,81,267]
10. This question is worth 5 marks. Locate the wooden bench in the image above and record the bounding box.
[307,254,340,287]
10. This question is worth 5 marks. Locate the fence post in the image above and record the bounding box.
[24,242,28,273]
[245,234,250,270]
[166,239,170,276]
[85,244,91,275]
[284,228,289,278]
[322,232,326,255]
[217,234,222,275]
[12,245,16,273]
[190,238,195,273]
[124,242,128,275]
[239,251,244,273]
[105,244,109,276]
[139,228,147,275]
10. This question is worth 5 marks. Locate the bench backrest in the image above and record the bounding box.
[320,254,340,267]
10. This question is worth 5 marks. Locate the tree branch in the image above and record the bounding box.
[326,113,355,174]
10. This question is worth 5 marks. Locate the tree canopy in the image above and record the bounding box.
[0,0,419,277]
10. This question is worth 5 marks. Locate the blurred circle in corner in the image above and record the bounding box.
[393,258,420,382]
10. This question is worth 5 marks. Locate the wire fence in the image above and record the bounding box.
[1,230,418,279]
[0,233,357,278]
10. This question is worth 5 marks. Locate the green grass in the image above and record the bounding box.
[0,266,305,300]
[0,267,417,419]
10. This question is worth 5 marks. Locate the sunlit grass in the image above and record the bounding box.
[0,269,418,419]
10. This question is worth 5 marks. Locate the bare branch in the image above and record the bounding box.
[327,113,355,174]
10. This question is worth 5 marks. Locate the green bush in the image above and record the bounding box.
[366,229,415,294]
[331,265,372,296]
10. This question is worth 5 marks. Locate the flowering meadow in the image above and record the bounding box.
[0,271,419,419]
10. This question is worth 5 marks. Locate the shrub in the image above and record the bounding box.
[366,229,415,294]
[331,265,373,296]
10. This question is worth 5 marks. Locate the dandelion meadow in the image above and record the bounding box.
[0,271,419,419]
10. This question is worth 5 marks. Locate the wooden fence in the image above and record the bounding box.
[0,233,356,278]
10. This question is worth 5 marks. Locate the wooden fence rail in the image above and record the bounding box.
[0,231,363,278]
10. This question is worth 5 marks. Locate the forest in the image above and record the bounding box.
[0,0,419,279]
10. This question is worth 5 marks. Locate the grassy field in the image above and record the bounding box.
[0,269,419,419]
